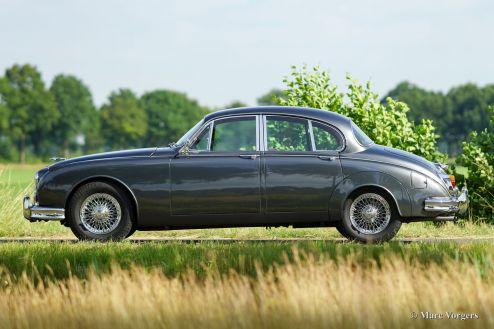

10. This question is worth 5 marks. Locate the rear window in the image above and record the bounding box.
[351,122,373,146]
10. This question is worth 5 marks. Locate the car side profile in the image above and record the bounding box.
[23,106,468,242]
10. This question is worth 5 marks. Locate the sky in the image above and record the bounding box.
[1,0,493,108]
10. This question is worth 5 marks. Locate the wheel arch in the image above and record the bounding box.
[329,171,412,221]
[64,175,139,224]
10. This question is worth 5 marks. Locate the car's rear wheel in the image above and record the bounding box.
[336,190,401,243]
[67,182,134,241]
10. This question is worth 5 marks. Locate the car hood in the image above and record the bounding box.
[355,144,438,173]
[50,147,175,170]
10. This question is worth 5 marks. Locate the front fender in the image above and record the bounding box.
[328,171,412,221]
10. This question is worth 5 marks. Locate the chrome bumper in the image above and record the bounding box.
[23,196,65,221]
[424,187,468,219]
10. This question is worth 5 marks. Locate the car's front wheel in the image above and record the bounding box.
[336,190,401,243]
[67,182,134,241]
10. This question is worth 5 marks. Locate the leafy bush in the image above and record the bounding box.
[276,66,446,162]
[457,107,494,222]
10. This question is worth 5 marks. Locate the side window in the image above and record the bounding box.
[211,117,257,152]
[312,121,343,151]
[190,124,211,151]
[266,116,311,151]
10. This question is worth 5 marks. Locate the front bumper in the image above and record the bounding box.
[23,196,65,221]
[424,187,468,220]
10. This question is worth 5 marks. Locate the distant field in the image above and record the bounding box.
[0,164,492,239]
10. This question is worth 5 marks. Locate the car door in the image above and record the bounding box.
[170,115,261,224]
[262,115,344,221]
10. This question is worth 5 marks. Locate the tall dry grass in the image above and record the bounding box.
[0,253,492,329]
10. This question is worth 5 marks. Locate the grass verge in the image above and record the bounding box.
[0,241,493,281]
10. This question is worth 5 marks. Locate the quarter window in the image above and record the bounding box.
[190,124,210,151]
[211,117,257,152]
[312,121,343,151]
[266,116,311,151]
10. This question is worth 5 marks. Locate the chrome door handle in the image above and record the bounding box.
[317,155,336,161]
[239,154,259,160]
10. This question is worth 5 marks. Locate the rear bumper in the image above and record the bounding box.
[23,196,65,221]
[424,187,468,220]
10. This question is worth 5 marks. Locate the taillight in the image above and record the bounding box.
[449,175,456,188]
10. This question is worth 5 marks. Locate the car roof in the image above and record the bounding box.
[204,106,351,127]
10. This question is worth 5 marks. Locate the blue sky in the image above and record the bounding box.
[1,0,493,108]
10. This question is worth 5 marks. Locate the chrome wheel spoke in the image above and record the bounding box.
[349,193,391,234]
[80,193,122,234]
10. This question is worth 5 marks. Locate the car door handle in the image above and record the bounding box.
[317,155,336,161]
[239,154,259,160]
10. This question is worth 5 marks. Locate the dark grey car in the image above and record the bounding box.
[23,106,468,242]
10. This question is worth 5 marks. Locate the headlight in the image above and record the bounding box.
[34,167,50,188]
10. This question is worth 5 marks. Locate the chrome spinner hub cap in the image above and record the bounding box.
[349,193,391,234]
[80,193,121,234]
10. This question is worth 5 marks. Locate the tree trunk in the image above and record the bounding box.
[19,135,26,164]
[63,138,69,158]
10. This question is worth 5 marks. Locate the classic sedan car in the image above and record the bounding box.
[23,106,468,242]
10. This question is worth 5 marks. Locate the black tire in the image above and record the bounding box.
[66,182,134,241]
[126,226,137,238]
[336,189,402,243]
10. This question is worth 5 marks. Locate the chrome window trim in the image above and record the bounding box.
[310,119,346,152]
[261,114,346,153]
[187,113,346,154]
[308,120,316,151]
[264,115,312,152]
[187,114,260,153]
[207,122,213,150]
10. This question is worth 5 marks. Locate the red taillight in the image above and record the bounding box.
[449,175,456,188]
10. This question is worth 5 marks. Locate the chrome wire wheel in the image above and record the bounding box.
[80,193,122,234]
[349,193,391,234]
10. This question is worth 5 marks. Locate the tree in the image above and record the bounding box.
[100,89,147,149]
[224,101,247,108]
[276,65,445,162]
[0,64,58,163]
[140,90,208,146]
[448,84,493,144]
[50,75,96,157]
[257,88,286,105]
[384,81,494,155]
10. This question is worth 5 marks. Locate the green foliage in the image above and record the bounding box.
[257,89,286,106]
[0,64,59,162]
[100,89,147,149]
[457,107,494,222]
[50,75,96,157]
[276,66,446,162]
[141,90,208,146]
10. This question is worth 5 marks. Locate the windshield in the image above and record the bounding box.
[351,121,373,146]
[175,119,204,147]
